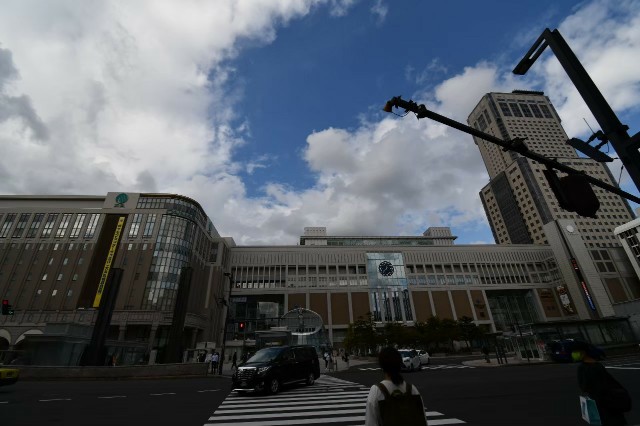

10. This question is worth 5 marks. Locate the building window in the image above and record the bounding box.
[42,274,48,281]
[143,214,157,238]
[67,290,73,297]
[539,104,553,118]
[57,274,63,281]
[41,214,59,238]
[530,104,543,118]
[519,103,533,117]
[85,214,101,238]
[69,214,86,238]
[128,213,143,238]
[12,213,31,238]
[55,213,73,238]
[509,103,523,117]
[72,274,78,281]
[26,213,45,238]
[499,102,512,116]
[0,214,16,238]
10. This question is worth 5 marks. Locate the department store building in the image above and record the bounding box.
[1,192,637,364]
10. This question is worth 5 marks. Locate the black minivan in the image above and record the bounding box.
[232,345,320,394]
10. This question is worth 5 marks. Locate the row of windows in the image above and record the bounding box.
[498,101,553,119]
[0,213,101,239]
[127,213,157,238]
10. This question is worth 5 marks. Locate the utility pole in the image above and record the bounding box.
[218,272,233,374]
[513,28,640,192]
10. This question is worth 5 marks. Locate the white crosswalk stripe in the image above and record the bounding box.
[359,364,474,371]
[204,375,466,425]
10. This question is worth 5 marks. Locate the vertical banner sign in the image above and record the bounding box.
[570,258,597,311]
[93,216,125,308]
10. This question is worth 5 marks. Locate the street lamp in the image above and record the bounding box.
[218,272,233,374]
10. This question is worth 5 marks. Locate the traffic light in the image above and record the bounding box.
[543,168,600,218]
[1,299,8,315]
[238,322,245,332]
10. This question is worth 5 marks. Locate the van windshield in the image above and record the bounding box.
[247,347,284,363]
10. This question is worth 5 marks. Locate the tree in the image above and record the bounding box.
[457,316,482,350]
[343,312,379,355]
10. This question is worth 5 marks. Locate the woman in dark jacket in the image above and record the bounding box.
[573,341,630,426]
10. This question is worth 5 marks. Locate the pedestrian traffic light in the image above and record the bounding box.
[238,322,245,331]
[1,300,8,315]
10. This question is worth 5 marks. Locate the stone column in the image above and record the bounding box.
[118,324,127,341]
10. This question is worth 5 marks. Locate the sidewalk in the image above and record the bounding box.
[215,356,376,377]
[463,357,551,367]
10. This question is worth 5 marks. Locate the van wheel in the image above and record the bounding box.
[306,372,315,385]
[268,378,280,394]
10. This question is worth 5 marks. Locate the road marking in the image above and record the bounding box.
[206,375,466,425]
[197,389,221,393]
[429,419,466,425]
[150,393,176,396]
[39,398,72,402]
[606,366,640,370]
[98,395,127,399]
[0,401,8,404]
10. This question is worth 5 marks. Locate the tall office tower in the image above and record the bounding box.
[468,90,635,248]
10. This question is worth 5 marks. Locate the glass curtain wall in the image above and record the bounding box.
[142,215,195,310]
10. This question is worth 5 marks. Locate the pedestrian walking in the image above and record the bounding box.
[343,352,350,369]
[211,351,220,375]
[231,352,238,371]
[324,350,330,372]
[572,341,631,426]
[205,351,212,370]
[365,347,428,426]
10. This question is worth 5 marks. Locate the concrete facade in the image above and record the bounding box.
[468,91,635,248]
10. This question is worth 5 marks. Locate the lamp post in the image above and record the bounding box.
[218,272,233,375]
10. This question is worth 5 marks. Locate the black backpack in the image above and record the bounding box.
[376,382,427,426]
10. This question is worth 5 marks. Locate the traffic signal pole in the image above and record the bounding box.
[513,28,640,193]
[382,96,640,205]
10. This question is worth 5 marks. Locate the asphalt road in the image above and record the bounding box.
[0,376,231,426]
[338,356,640,425]
[1,356,639,426]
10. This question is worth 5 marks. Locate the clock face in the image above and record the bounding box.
[378,261,395,277]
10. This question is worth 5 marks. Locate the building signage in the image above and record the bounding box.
[555,285,575,314]
[570,258,597,311]
[114,193,129,208]
[93,216,126,307]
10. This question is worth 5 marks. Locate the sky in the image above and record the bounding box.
[0,0,639,245]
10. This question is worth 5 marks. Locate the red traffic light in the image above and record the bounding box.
[238,322,245,331]
[1,299,8,315]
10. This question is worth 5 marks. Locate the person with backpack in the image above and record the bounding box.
[365,347,428,426]
[573,341,631,425]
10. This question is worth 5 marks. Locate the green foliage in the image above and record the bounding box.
[343,312,379,354]
[343,314,484,354]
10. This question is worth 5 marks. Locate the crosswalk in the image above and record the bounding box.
[204,375,465,425]
[359,364,474,371]
[604,355,640,370]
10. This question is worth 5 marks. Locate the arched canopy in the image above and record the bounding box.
[15,329,43,345]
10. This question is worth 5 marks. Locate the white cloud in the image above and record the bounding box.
[0,0,638,246]
[371,0,388,24]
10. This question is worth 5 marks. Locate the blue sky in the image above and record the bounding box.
[0,0,638,245]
